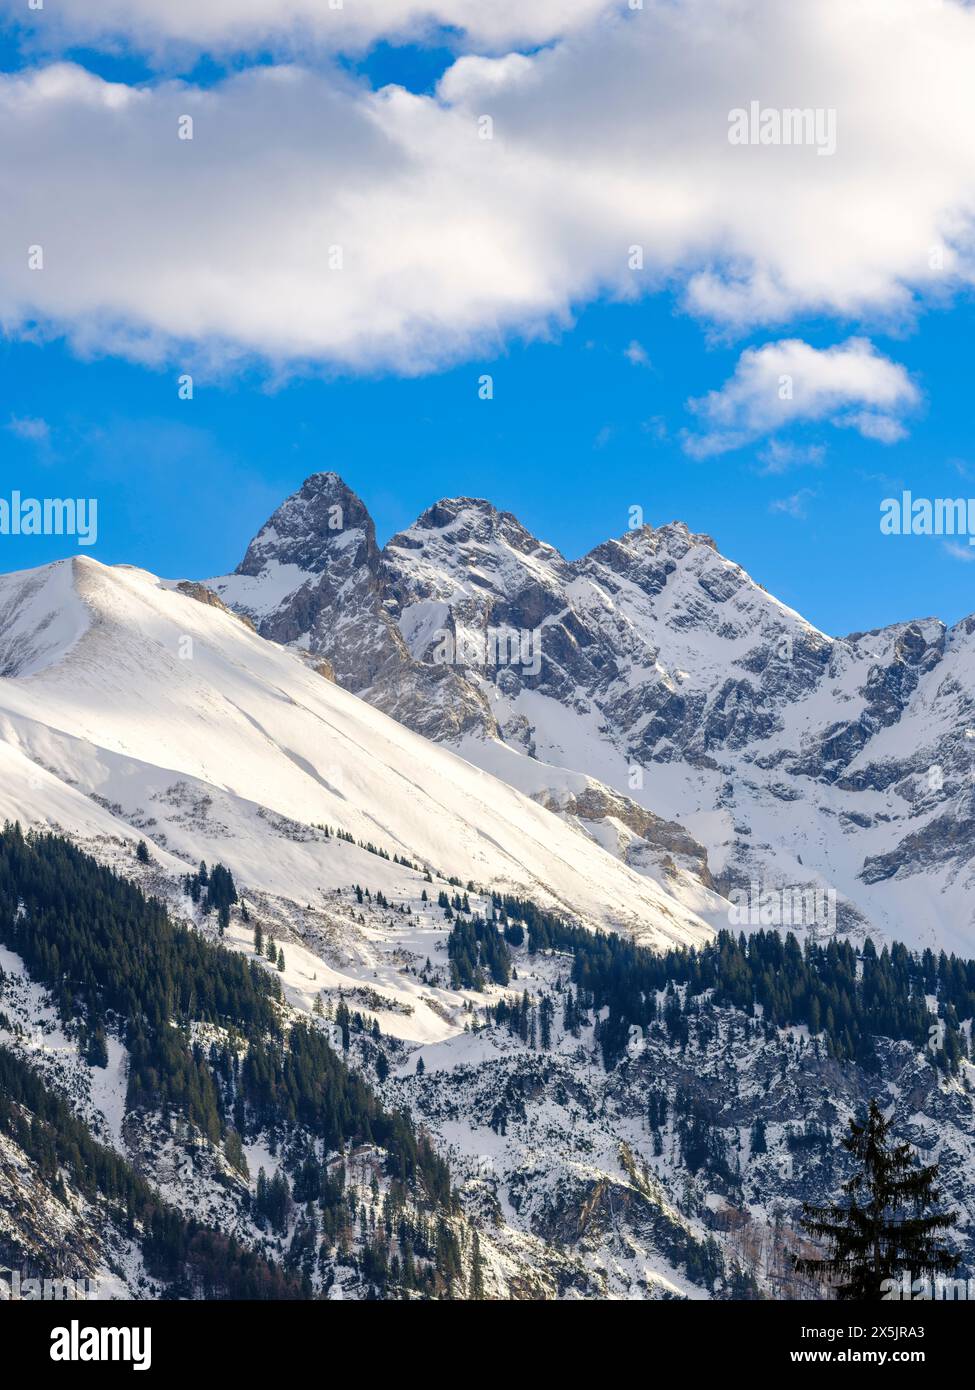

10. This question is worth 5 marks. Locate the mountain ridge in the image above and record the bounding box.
[209,472,975,955]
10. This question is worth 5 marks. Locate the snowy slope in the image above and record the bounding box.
[0,557,713,951]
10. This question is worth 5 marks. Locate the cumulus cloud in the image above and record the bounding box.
[2,0,975,373]
[683,339,919,458]
[0,0,617,56]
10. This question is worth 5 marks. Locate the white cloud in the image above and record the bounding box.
[624,340,651,367]
[0,0,617,56]
[3,0,975,373]
[944,541,975,563]
[684,339,919,458]
[836,411,909,445]
[756,439,826,474]
[6,415,51,444]
[770,488,818,519]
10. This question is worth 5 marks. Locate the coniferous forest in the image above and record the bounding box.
[4,823,975,1302]
[476,893,975,1071]
[0,825,459,1297]
[0,1046,300,1299]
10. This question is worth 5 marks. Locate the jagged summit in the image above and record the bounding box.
[223,474,734,615]
[605,519,719,551]
[411,496,511,525]
[207,473,975,954]
[225,475,756,614]
[235,471,377,579]
[396,495,554,551]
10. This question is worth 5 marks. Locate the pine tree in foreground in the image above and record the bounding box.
[796,1099,959,1299]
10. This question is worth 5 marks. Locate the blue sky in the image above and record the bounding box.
[2,3,974,636]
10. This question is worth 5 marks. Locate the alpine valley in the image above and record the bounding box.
[1,474,973,1302]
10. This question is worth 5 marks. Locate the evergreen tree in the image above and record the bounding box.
[469,1229,485,1300]
[224,1129,249,1179]
[86,1023,109,1069]
[796,1100,959,1299]
[135,839,150,865]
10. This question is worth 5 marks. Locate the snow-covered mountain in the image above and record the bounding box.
[211,473,975,955]
[2,529,973,1304]
[0,555,717,953]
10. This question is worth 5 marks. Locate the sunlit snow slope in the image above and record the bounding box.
[0,557,715,949]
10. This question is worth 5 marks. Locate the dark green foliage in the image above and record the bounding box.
[0,824,280,1141]
[0,827,457,1251]
[82,1022,109,1069]
[236,1023,450,1204]
[538,994,554,1050]
[255,1166,293,1234]
[796,1100,960,1299]
[224,1128,249,1178]
[0,1046,298,1299]
[674,1091,733,1182]
[469,1229,486,1299]
[0,825,279,1042]
[493,897,973,1072]
[493,990,536,1048]
[183,859,238,919]
[502,920,524,948]
[448,918,511,990]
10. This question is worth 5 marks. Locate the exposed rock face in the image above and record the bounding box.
[209,474,975,952]
[227,473,408,689]
[175,581,256,630]
[534,783,716,889]
[212,475,492,741]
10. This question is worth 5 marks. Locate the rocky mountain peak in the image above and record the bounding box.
[206,474,975,954]
[389,494,565,571]
[411,496,507,530]
[235,472,377,579]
